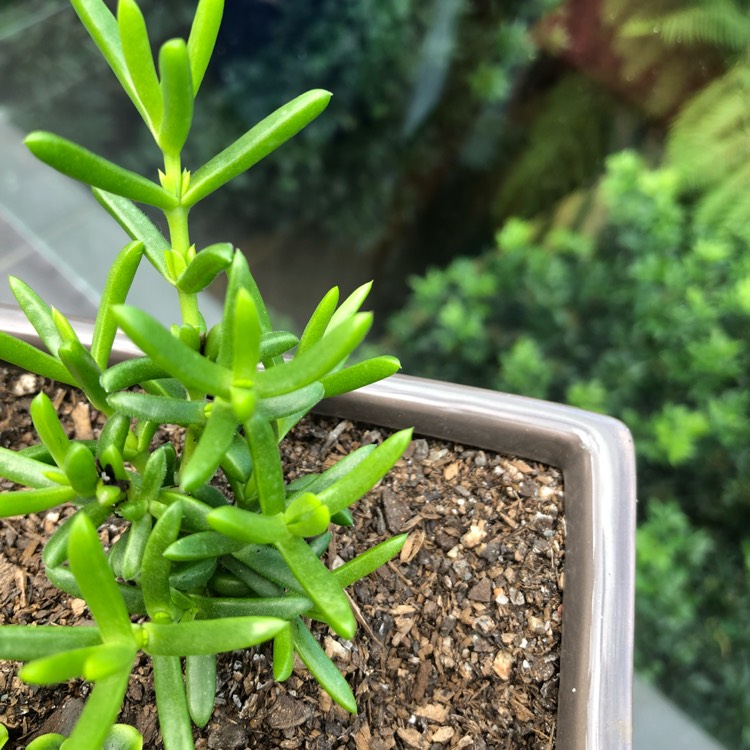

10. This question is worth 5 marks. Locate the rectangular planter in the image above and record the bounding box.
[0,304,636,749]
[317,375,636,750]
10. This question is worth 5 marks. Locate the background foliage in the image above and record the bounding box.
[387,151,750,746]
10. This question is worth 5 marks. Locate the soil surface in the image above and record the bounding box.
[0,365,565,749]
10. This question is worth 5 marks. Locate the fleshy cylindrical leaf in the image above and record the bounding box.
[317,428,413,515]
[113,305,232,398]
[68,513,136,644]
[207,506,289,545]
[183,90,332,208]
[179,399,236,492]
[158,38,194,156]
[25,132,178,210]
[91,240,145,369]
[118,0,162,131]
[142,616,286,655]
[108,391,208,427]
[175,242,233,293]
[187,0,224,93]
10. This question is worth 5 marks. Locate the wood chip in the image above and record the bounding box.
[415,703,449,723]
[354,723,372,750]
[70,402,93,440]
[399,528,425,563]
[431,726,455,743]
[443,461,460,481]
[395,727,424,749]
[493,651,514,680]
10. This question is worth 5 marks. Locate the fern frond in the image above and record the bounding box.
[666,60,750,234]
[695,161,750,233]
[668,63,750,183]
[622,2,750,51]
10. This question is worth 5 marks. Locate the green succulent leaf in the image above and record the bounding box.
[0,624,102,661]
[185,653,216,728]
[91,240,145,369]
[318,428,412,515]
[158,487,225,523]
[332,534,408,588]
[169,558,216,590]
[245,412,285,515]
[183,89,332,208]
[25,132,178,210]
[108,391,208,426]
[293,618,357,713]
[57,340,112,415]
[0,486,78,518]
[0,332,74,385]
[217,557,283,597]
[180,399,237,491]
[259,330,300,360]
[19,642,136,685]
[101,356,170,392]
[231,544,304,593]
[102,724,144,750]
[118,0,162,132]
[255,313,372,398]
[258,382,324,422]
[43,504,110,569]
[158,38,194,157]
[272,622,295,682]
[141,500,183,622]
[328,281,373,331]
[283,492,331,537]
[26,734,65,750]
[320,355,401,398]
[220,434,253,483]
[29,392,70,468]
[187,0,225,94]
[142,616,286,656]
[0,447,56,494]
[175,242,233,293]
[287,443,376,498]
[92,190,171,278]
[70,0,141,118]
[68,513,136,644]
[218,251,275,372]
[231,288,261,383]
[163,530,245,561]
[188,594,310,620]
[275,535,354,639]
[63,441,100,497]
[65,670,132,750]
[140,447,169,506]
[8,276,63,357]
[96,413,130,463]
[45,565,146,615]
[207,506,289,545]
[152,655,195,750]
[297,286,339,355]
[122,512,152,581]
[114,305,232,398]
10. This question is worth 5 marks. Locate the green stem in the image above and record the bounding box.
[163,153,204,332]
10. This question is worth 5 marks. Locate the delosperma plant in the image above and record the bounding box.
[0,1,412,747]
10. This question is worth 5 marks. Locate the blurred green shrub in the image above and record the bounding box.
[636,500,750,749]
[387,149,750,745]
[389,150,750,529]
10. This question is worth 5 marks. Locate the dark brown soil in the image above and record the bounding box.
[0,365,565,749]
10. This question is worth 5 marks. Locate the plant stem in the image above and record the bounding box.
[163,152,204,332]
